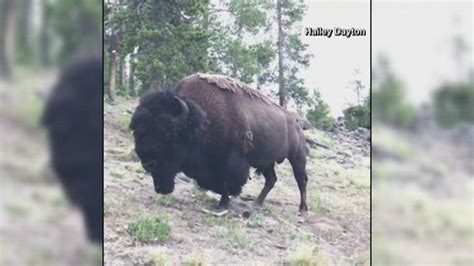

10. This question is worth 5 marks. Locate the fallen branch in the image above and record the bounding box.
[305,137,330,149]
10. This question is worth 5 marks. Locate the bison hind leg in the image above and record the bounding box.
[289,153,309,212]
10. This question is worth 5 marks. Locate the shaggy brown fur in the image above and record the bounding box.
[131,74,309,211]
[197,73,279,107]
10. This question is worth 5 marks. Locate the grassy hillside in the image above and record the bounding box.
[372,125,474,265]
[104,97,370,265]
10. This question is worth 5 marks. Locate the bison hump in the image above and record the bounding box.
[197,73,279,107]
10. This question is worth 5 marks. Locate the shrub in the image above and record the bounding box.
[372,77,417,129]
[343,104,370,131]
[306,90,335,130]
[433,82,474,128]
[392,104,417,129]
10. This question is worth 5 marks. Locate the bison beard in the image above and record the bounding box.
[131,74,309,212]
[42,56,103,242]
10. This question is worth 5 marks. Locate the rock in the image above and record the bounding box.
[448,123,474,147]
[330,117,347,133]
[355,127,370,141]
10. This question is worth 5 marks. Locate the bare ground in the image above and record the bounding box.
[104,98,370,265]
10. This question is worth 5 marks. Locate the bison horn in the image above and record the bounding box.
[174,96,189,123]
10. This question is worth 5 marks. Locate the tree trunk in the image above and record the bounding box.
[0,0,17,80]
[120,56,128,96]
[277,0,286,108]
[149,67,160,90]
[39,1,51,66]
[107,36,118,103]
[118,55,124,89]
[18,0,33,64]
[128,53,136,97]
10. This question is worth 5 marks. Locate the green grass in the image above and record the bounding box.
[203,214,246,250]
[110,170,124,179]
[281,212,298,224]
[1,72,45,129]
[122,162,145,174]
[190,187,216,204]
[219,221,245,250]
[262,206,273,216]
[373,127,414,159]
[146,249,167,266]
[372,235,399,266]
[3,96,44,128]
[104,192,111,216]
[84,245,103,266]
[182,253,207,266]
[203,214,231,227]
[4,201,30,217]
[104,97,136,134]
[351,252,369,266]
[290,232,313,243]
[288,245,332,266]
[104,201,111,216]
[108,114,131,133]
[347,169,370,190]
[308,192,330,214]
[247,212,264,228]
[128,216,171,243]
[155,194,177,207]
[305,129,335,148]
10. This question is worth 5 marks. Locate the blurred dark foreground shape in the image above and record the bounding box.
[42,55,103,242]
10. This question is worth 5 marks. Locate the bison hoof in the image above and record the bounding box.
[299,204,309,213]
[216,203,228,211]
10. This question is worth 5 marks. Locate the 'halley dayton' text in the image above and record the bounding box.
[305,27,366,38]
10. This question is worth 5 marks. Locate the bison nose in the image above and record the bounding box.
[142,161,156,172]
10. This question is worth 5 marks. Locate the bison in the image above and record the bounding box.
[130,73,309,212]
[42,55,103,242]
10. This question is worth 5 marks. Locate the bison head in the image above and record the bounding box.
[130,91,207,194]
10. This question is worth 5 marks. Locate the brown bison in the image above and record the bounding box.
[130,74,309,211]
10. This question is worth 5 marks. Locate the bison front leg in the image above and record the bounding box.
[218,193,229,209]
[216,177,230,210]
[255,164,277,206]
